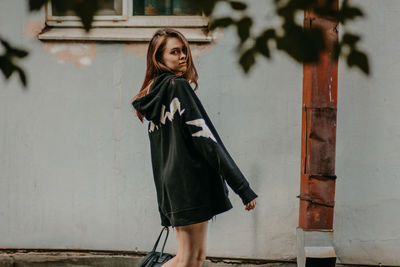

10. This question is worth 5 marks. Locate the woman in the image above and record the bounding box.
[131,28,258,267]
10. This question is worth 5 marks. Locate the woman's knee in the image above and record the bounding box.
[175,221,208,265]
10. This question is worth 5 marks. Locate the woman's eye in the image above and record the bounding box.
[171,50,178,54]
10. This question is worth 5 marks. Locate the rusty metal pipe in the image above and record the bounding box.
[299,0,338,232]
[297,1,339,266]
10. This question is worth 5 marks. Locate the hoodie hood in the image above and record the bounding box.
[132,72,177,124]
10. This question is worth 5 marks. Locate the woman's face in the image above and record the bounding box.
[161,37,187,74]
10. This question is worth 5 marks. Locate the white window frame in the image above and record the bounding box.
[45,15,208,28]
[39,0,212,42]
[45,1,207,27]
[46,0,129,22]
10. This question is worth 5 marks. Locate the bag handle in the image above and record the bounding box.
[151,227,170,257]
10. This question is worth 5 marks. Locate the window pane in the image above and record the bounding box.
[171,0,201,15]
[52,0,123,16]
[132,0,201,15]
[132,0,145,15]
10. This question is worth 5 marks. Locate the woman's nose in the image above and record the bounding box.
[180,52,186,59]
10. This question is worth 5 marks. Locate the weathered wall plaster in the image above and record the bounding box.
[24,20,46,37]
[42,42,97,67]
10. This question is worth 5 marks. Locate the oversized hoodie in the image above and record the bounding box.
[132,72,258,227]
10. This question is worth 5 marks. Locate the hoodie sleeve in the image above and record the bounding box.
[170,77,258,205]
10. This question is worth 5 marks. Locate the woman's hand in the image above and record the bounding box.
[245,198,257,211]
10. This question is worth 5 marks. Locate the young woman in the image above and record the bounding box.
[131,28,258,267]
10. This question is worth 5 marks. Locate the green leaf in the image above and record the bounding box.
[49,0,101,32]
[229,1,247,10]
[28,0,48,11]
[1,40,30,58]
[342,33,360,48]
[347,49,370,74]
[209,17,235,30]
[239,48,256,73]
[1,38,29,87]
[236,17,252,44]
[187,0,218,16]
[254,29,276,58]
[0,55,27,86]
[72,0,100,32]
[255,39,270,58]
[276,24,325,63]
[313,0,338,18]
[342,7,363,21]
[0,55,13,78]
[1,39,11,50]
[8,47,29,58]
[338,0,364,24]
[15,65,27,87]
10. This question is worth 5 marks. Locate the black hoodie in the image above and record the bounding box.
[132,72,258,227]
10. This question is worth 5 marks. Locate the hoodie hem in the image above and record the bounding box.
[161,203,233,228]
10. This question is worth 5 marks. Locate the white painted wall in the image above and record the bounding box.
[1,0,399,265]
[334,0,400,265]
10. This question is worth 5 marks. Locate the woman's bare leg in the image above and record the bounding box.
[162,220,208,267]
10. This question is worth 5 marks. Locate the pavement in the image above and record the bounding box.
[0,250,296,267]
[0,250,378,267]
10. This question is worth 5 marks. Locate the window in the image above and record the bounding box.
[132,0,201,15]
[40,0,211,42]
[47,0,128,21]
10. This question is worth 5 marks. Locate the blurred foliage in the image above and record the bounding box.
[29,0,104,32]
[1,0,369,87]
[204,0,369,74]
[0,39,29,87]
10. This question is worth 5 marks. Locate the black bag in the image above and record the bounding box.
[138,227,174,267]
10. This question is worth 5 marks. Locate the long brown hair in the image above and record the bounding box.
[132,28,199,122]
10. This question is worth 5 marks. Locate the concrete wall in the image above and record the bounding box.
[334,0,400,265]
[0,0,399,265]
